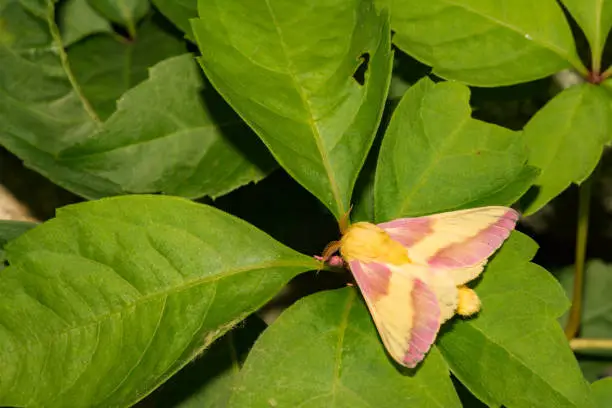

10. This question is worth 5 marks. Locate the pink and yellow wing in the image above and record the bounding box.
[378,206,519,285]
[348,260,441,368]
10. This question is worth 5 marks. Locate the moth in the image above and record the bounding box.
[320,206,519,368]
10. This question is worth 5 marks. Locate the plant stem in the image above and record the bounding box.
[46,0,101,123]
[570,338,612,351]
[592,42,603,77]
[564,176,592,340]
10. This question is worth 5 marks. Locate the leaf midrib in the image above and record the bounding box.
[263,0,346,217]
[4,256,309,348]
[331,289,355,407]
[394,95,470,217]
[46,1,101,124]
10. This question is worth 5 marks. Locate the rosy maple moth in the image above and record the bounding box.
[320,206,519,368]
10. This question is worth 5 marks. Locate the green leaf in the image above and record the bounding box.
[386,0,585,86]
[0,220,37,248]
[144,315,266,408]
[0,195,317,407]
[522,84,612,215]
[191,0,393,219]
[67,18,186,121]
[58,0,113,46]
[374,77,538,222]
[579,360,612,383]
[438,232,594,408]
[592,378,612,407]
[560,0,612,72]
[151,0,197,41]
[87,0,149,36]
[230,288,461,408]
[0,1,273,201]
[60,54,277,199]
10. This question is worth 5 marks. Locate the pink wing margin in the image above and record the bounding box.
[349,260,441,368]
[404,278,440,368]
[378,207,519,269]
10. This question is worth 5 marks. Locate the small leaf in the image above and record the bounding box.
[522,84,612,215]
[67,18,186,120]
[230,288,461,407]
[152,0,197,41]
[374,77,538,221]
[438,232,594,408]
[87,0,149,34]
[557,261,612,343]
[559,0,612,72]
[0,220,37,267]
[0,195,317,407]
[191,0,393,219]
[58,0,113,46]
[386,0,584,86]
[592,378,612,407]
[0,220,37,248]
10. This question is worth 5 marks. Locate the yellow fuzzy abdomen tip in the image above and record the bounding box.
[457,286,481,317]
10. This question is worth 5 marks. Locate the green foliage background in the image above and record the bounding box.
[2,0,612,407]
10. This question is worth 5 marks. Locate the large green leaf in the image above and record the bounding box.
[191,0,393,219]
[374,77,538,222]
[230,287,461,407]
[560,0,612,72]
[522,84,612,215]
[0,1,274,201]
[386,0,585,86]
[438,232,594,408]
[152,0,196,40]
[0,195,318,407]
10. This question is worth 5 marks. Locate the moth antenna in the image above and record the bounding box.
[339,205,353,235]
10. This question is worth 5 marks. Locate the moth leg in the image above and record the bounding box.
[456,286,481,317]
[320,240,342,262]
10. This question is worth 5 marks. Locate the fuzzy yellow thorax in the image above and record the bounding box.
[339,222,411,265]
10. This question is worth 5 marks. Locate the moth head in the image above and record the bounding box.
[340,222,410,265]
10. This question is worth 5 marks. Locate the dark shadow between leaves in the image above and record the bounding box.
[516,185,541,213]
[137,315,267,408]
